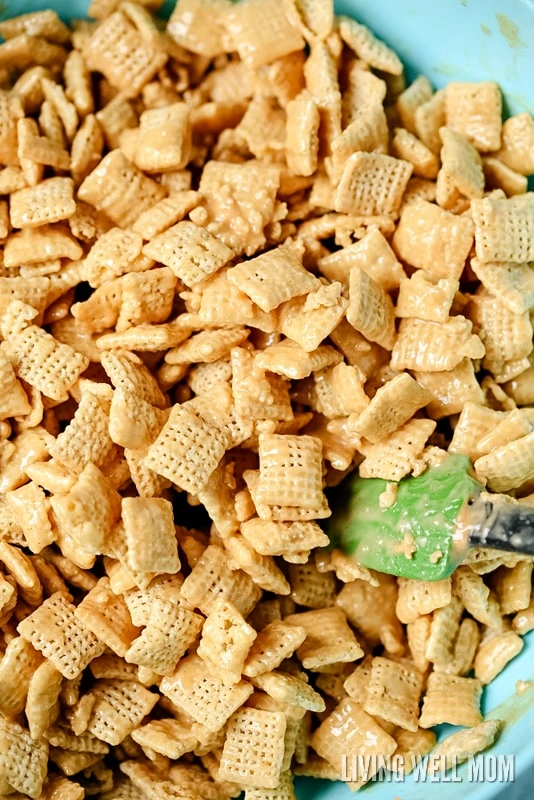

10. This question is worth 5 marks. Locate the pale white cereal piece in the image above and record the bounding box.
[397,271,458,323]
[471,195,534,263]
[231,347,293,421]
[116,268,176,332]
[5,481,54,554]
[0,426,54,495]
[285,91,319,176]
[227,245,318,312]
[0,716,48,798]
[397,75,433,134]
[470,293,533,364]
[364,656,424,732]
[0,636,42,717]
[161,653,253,732]
[453,567,502,630]
[359,418,436,481]
[401,176,437,208]
[0,348,31,420]
[286,607,364,670]
[312,698,396,789]
[330,103,389,180]
[293,0,333,40]
[86,678,158,746]
[4,224,82,268]
[497,112,534,175]
[339,16,402,74]
[131,718,197,760]
[342,64,386,127]
[430,720,502,771]
[227,0,304,69]
[393,200,474,279]
[181,544,261,617]
[10,176,75,229]
[198,597,257,685]
[0,276,50,320]
[134,103,191,173]
[396,578,452,625]
[415,358,485,419]
[483,156,528,197]
[101,351,167,407]
[257,433,323,509]
[347,265,395,350]
[445,81,502,152]
[391,316,484,372]
[25,660,63,740]
[218,707,286,789]
[132,192,200,240]
[79,149,166,229]
[414,88,446,154]
[392,127,439,179]
[278,282,348,352]
[50,391,113,473]
[85,227,144,287]
[122,497,180,575]
[350,373,431,443]
[335,152,412,217]
[236,96,286,159]
[225,535,291,595]
[255,339,342,380]
[319,228,405,293]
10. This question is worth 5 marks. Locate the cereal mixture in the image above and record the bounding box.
[0,0,533,797]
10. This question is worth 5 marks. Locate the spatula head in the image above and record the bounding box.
[327,454,481,581]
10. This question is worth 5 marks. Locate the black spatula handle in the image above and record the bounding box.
[468,498,534,555]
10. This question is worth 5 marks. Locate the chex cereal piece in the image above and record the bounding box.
[5,481,54,553]
[335,152,412,217]
[438,126,484,205]
[347,265,396,350]
[131,718,198,760]
[181,544,261,617]
[144,403,226,494]
[199,269,277,333]
[197,597,257,685]
[218,707,287,789]
[392,127,440,179]
[497,112,534,175]
[288,562,336,608]
[0,635,42,716]
[167,0,228,57]
[445,81,502,152]
[160,653,254,732]
[0,9,70,42]
[3,322,89,402]
[419,673,483,728]
[240,518,328,558]
[393,200,474,279]
[124,574,185,626]
[471,195,534,263]
[101,351,167,408]
[165,327,249,366]
[17,116,69,169]
[319,228,405,293]
[70,115,105,185]
[285,91,319,177]
[116,267,177,331]
[350,373,431,443]
[244,770,295,800]
[244,620,307,678]
[4,224,83,267]
[470,293,533,365]
[26,661,63,740]
[358,418,436,481]
[474,631,524,685]
[396,577,452,624]
[396,271,458,323]
[278,282,348,352]
[244,467,331,522]
[10,177,76,229]
[75,578,140,657]
[231,347,293,422]
[339,16,402,74]
[330,104,389,181]
[17,592,106,679]
[0,716,48,798]
[313,698,397,790]
[0,347,31,419]
[363,656,424,732]
[132,191,200,240]
[199,159,280,256]
[50,391,113,473]
[86,679,158,746]
[225,534,290,595]
[84,11,167,98]
[227,0,304,69]
[475,429,534,491]
[285,607,364,669]
[471,259,534,316]
[429,719,502,772]
[0,90,23,166]
[0,34,67,71]
[227,245,317,313]
[391,316,484,372]
[257,433,323,509]
[85,228,144,287]
[252,671,325,712]
[122,497,180,574]
[134,103,191,173]
[51,464,121,555]
[143,220,233,287]
[255,340,341,380]
[79,149,166,229]
[41,77,78,141]
[495,560,533,615]
[424,593,464,667]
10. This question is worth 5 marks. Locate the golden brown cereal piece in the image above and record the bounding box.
[0,348,31,420]
[123,574,185,626]
[0,34,67,71]
[335,152,412,216]
[0,276,50,320]
[244,620,307,678]
[101,351,167,408]
[257,433,323,509]
[471,195,534,263]
[391,316,484,372]
[285,91,319,176]
[167,0,228,57]
[25,660,63,740]
[198,597,257,685]
[419,673,483,728]
[10,177,76,229]
[85,227,144,287]
[393,200,474,279]
[330,102,388,180]
[50,391,113,473]
[199,159,280,256]
[438,126,485,207]
[199,269,278,333]
[347,265,396,350]
[401,176,438,208]
[396,271,459,323]
[132,192,200,240]
[41,77,78,141]
[312,698,396,789]
[396,75,434,133]
[358,418,436,481]
[116,268,177,331]
[392,127,439,179]
[339,16,402,74]
[227,0,304,69]
[319,228,405,293]
[122,497,180,575]
[4,224,83,267]
[396,578,452,625]
[0,635,42,716]
[364,656,424,732]
[278,282,348,352]
[477,409,533,456]
[96,95,138,152]
[495,561,533,615]
[0,90,23,166]
[474,631,524,685]
[17,117,70,170]
[0,716,48,798]
[0,426,54,494]
[237,96,286,159]
[424,593,464,666]
[131,718,197,760]
[181,544,262,617]
[406,615,431,673]
[225,534,291,595]
[475,430,534,492]
[17,592,106,679]
[231,347,293,422]
[70,278,123,333]
[241,518,328,559]
[350,373,431,443]
[86,679,158,746]
[436,617,480,677]
[293,0,333,40]
[483,156,527,196]
[5,481,54,554]
[252,670,325,712]
[161,652,254,732]
[75,578,140,657]
[143,220,234,288]
[453,567,502,628]
[0,164,26,193]
[286,606,364,669]
[84,11,167,98]
[64,49,93,117]
[109,390,167,450]
[0,9,69,42]
[306,362,368,419]
[429,719,501,772]
[445,81,502,152]
[449,402,505,461]
[412,88,446,155]
[134,103,191,173]
[79,149,166,229]
[218,707,287,789]
[392,728,436,775]
[496,112,534,175]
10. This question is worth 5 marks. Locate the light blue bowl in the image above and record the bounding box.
[3,0,534,798]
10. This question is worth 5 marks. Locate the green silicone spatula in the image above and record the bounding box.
[327,454,534,581]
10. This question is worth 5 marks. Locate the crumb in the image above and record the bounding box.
[516,680,531,695]
[429,549,443,564]
[393,532,417,559]
[379,482,398,509]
